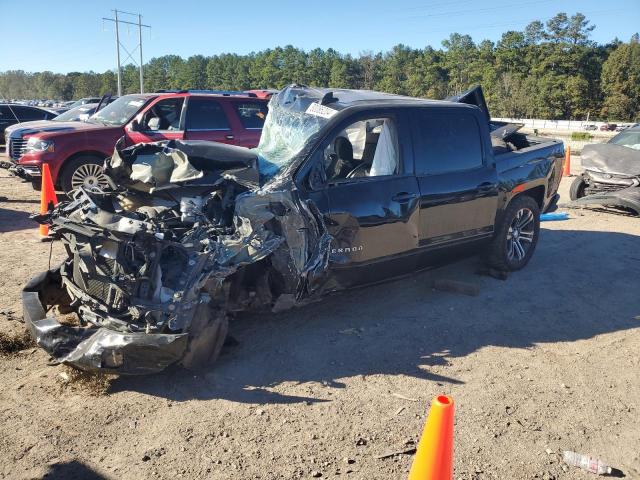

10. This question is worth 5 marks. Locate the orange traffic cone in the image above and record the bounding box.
[563,145,571,177]
[408,395,455,480]
[39,163,58,239]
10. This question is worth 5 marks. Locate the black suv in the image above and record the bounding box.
[1,104,57,144]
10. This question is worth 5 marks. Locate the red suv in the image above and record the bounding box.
[5,91,269,192]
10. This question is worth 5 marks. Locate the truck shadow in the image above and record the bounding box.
[111,227,640,404]
[41,460,108,480]
[0,206,36,232]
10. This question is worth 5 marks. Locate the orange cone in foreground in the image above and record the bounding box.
[563,145,571,177]
[39,163,58,239]
[408,395,454,480]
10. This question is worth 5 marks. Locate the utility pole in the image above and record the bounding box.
[102,10,151,95]
[138,14,144,93]
[114,10,122,96]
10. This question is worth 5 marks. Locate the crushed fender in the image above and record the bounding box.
[26,138,332,374]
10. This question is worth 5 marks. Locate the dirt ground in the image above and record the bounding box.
[0,156,638,480]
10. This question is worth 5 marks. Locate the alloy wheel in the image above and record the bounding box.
[506,208,535,262]
[71,163,109,191]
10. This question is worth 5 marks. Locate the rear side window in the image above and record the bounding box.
[412,110,483,175]
[13,106,49,121]
[186,98,230,130]
[234,102,268,129]
[0,106,14,119]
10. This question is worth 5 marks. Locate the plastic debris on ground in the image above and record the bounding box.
[540,212,569,221]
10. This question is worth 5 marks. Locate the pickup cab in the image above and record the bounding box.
[25,85,564,374]
[5,91,268,192]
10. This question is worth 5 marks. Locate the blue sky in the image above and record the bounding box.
[1,0,639,73]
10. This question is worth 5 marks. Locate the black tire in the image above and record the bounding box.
[569,176,587,200]
[59,155,109,193]
[486,195,540,271]
[180,302,229,370]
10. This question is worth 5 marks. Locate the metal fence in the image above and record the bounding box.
[492,118,633,131]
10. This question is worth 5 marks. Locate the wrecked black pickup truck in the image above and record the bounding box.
[24,85,564,374]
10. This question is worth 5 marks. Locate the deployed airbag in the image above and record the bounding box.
[108,139,261,189]
[369,120,398,176]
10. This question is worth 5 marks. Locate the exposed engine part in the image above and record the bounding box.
[179,196,205,224]
[25,139,331,374]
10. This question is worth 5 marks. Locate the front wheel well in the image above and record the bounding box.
[56,151,108,188]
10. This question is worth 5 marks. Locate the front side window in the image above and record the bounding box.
[413,111,483,175]
[141,98,184,131]
[185,98,229,130]
[322,117,400,183]
[234,102,268,129]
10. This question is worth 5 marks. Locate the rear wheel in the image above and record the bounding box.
[60,155,109,193]
[181,302,229,370]
[569,176,587,200]
[486,195,540,271]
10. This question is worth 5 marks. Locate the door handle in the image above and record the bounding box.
[392,192,418,202]
[225,134,234,140]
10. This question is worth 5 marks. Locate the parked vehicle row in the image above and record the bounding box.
[584,123,635,132]
[52,97,105,115]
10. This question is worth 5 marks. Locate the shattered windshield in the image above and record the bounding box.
[89,95,149,126]
[609,130,640,150]
[253,87,336,178]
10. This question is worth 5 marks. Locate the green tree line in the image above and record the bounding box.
[1,12,638,121]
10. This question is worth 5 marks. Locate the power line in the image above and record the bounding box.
[102,10,151,96]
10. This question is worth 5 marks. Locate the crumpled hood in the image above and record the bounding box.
[107,139,262,190]
[581,143,640,177]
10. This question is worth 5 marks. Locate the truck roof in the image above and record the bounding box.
[287,86,441,108]
[273,85,488,120]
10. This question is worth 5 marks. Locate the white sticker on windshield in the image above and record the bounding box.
[129,100,145,107]
[305,102,337,119]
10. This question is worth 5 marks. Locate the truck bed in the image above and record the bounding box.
[494,134,564,175]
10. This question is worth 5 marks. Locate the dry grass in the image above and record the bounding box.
[0,329,35,355]
[57,366,116,396]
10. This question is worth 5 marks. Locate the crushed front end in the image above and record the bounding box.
[570,142,640,215]
[25,139,331,374]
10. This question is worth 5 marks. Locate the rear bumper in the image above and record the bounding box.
[22,267,189,375]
